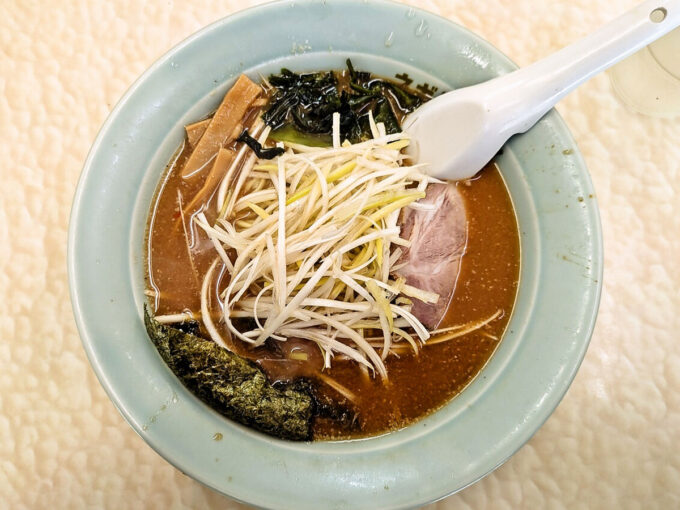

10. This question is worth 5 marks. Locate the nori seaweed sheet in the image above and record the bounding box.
[144,308,314,441]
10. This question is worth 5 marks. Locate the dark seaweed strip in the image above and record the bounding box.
[236,129,284,159]
[262,59,425,144]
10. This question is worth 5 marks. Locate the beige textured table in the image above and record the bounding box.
[2,0,679,508]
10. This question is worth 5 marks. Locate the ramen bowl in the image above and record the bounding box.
[68,1,602,508]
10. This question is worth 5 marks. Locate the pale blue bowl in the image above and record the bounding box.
[68,1,602,508]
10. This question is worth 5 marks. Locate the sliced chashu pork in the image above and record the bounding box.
[396,182,467,329]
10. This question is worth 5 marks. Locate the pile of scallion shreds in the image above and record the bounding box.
[195,113,443,378]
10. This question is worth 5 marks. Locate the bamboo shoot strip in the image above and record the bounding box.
[181,75,262,178]
[185,117,211,148]
[183,148,235,215]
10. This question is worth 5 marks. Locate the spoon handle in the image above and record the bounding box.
[487,0,680,136]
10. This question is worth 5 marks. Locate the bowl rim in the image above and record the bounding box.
[68,1,603,508]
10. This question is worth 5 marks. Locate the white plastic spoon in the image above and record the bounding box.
[404,0,680,180]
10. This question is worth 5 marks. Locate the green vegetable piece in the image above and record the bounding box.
[144,308,314,441]
[374,98,401,135]
[270,125,333,147]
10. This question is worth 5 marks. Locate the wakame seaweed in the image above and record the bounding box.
[144,308,314,440]
[262,59,425,143]
[236,129,285,159]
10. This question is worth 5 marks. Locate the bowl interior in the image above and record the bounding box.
[69,1,602,509]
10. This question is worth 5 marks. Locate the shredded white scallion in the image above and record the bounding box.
[194,117,455,378]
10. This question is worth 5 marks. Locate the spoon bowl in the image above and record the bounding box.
[403,88,496,181]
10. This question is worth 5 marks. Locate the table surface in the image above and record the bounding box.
[2,0,679,508]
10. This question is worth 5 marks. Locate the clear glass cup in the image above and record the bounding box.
[608,27,680,118]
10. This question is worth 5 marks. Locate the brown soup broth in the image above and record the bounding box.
[311,165,520,438]
[146,94,520,441]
